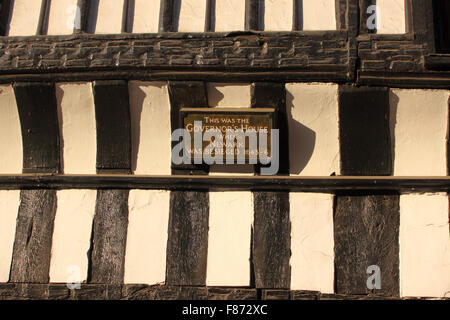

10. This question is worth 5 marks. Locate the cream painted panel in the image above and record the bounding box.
[95,0,124,34]
[47,0,78,35]
[377,0,406,34]
[290,193,335,293]
[286,83,340,176]
[265,0,292,31]
[302,0,336,30]
[392,89,449,176]
[49,190,97,283]
[0,191,20,282]
[206,192,253,286]
[129,81,172,175]
[215,0,245,32]
[207,83,252,108]
[178,0,206,32]
[125,190,170,285]
[0,85,22,174]
[56,83,97,174]
[8,0,42,36]
[132,0,160,33]
[400,194,450,298]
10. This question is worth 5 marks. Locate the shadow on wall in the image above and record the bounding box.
[207,84,225,107]
[286,90,316,175]
[389,90,399,173]
[55,85,65,174]
[129,84,146,173]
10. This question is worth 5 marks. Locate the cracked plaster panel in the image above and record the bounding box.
[49,190,97,283]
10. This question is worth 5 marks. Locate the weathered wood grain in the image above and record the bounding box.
[336,85,399,296]
[14,82,60,174]
[159,0,175,32]
[251,82,290,289]
[10,190,57,283]
[334,194,400,296]
[165,191,209,286]
[245,0,261,31]
[89,190,129,285]
[339,85,392,176]
[253,191,291,289]
[93,80,131,174]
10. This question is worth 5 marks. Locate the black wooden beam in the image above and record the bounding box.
[122,0,133,33]
[9,82,60,283]
[74,0,91,33]
[14,82,60,174]
[339,86,392,176]
[159,0,175,32]
[0,0,12,36]
[245,0,261,31]
[36,0,50,35]
[166,80,210,286]
[251,83,291,289]
[293,0,302,31]
[93,80,132,173]
[335,85,400,296]
[205,0,213,32]
[1,175,450,192]
[88,80,132,285]
[335,0,347,30]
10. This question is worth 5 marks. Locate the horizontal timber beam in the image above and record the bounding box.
[0,175,449,193]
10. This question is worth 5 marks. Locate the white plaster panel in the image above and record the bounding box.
[132,0,160,33]
[95,0,124,34]
[264,0,293,31]
[206,192,253,286]
[290,193,335,293]
[56,83,97,174]
[215,0,245,32]
[178,0,206,32]
[47,0,78,35]
[286,83,340,176]
[129,81,172,175]
[124,190,170,285]
[0,85,23,174]
[400,194,450,298]
[377,0,406,34]
[0,191,20,282]
[391,89,449,176]
[302,0,336,30]
[49,190,97,283]
[8,0,42,36]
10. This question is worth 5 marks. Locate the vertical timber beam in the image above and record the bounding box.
[245,0,261,31]
[166,81,210,286]
[74,0,91,33]
[0,0,12,36]
[36,0,50,35]
[251,83,291,289]
[159,0,175,32]
[10,83,60,283]
[88,80,131,286]
[335,85,400,296]
[410,0,435,52]
[335,0,347,30]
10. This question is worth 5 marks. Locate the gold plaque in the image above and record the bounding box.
[180,108,275,162]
